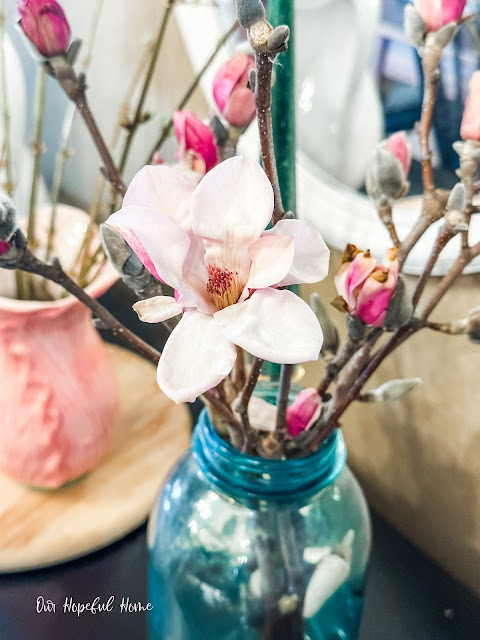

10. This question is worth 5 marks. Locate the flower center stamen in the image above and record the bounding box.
[207,264,242,310]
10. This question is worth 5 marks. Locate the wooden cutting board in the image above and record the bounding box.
[0,343,191,573]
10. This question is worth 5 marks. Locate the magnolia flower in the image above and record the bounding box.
[173,110,218,174]
[213,52,256,128]
[414,0,466,32]
[106,156,329,403]
[18,0,71,58]
[335,245,399,328]
[460,71,480,142]
[286,388,322,437]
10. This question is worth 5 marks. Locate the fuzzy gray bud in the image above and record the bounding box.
[267,25,290,53]
[447,183,467,213]
[365,146,409,201]
[0,193,17,241]
[101,224,164,299]
[236,0,265,29]
[467,306,480,343]
[383,277,413,330]
[248,68,256,92]
[0,229,27,268]
[445,183,468,232]
[359,378,422,403]
[346,313,367,341]
[404,5,426,49]
[428,21,458,50]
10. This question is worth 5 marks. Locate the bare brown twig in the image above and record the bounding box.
[254,51,285,224]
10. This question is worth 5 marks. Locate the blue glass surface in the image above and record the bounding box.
[148,399,371,640]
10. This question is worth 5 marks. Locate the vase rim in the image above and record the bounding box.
[192,407,347,505]
[0,264,117,314]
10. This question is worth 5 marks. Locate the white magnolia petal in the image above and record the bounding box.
[191,156,274,245]
[247,235,295,290]
[133,296,183,323]
[106,205,190,291]
[157,312,237,403]
[248,396,277,432]
[214,289,323,364]
[264,219,330,286]
[123,165,196,229]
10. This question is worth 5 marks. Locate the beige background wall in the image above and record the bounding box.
[302,249,480,595]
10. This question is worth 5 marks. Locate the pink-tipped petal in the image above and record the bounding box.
[174,110,218,173]
[442,0,466,25]
[461,71,480,141]
[247,235,294,289]
[223,87,257,128]
[106,205,190,292]
[344,252,377,307]
[385,131,412,177]
[191,156,274,247]
[214,288,323,364]
[213,52,251,112]
[18,0,71,57]
[213,52,256,127]
[157,311,237,403]
[286,388,323,437]
[414,0,465,31]
[264,219,330,286]
[133,296,183,323]
[122,165,196,229]
[355,273,396,327]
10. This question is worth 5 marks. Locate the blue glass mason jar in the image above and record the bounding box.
[148,388,371,640]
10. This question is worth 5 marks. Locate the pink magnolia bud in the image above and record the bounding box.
[460,71,480,141]
[414,0,466,32]
[173,110,218,174]
[18,0,71,58]
[0,241,10,257]
[385,131,411,178]
[335,246,399,328]
[286,388,322,438]
[213,52,256,128]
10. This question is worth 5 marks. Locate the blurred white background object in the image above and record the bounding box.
[295,0,383,189]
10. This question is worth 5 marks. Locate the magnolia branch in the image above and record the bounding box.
[253,51,285,224]
[377,201,401,247]
[52,62,127,198]
[411,225,455,308]
[397,190,449,268]
[317,336,363,397]
[147,20,239,163]
[418,51,440,193]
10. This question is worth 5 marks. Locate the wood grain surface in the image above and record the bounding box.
[0,343,191,573]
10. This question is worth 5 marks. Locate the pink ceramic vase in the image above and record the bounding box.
[0,271,118,488]
[0,205,119,488]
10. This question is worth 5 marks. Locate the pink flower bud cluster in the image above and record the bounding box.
[18,0,71,58]
[414,0,466,32]
[335,246,400,328]
[213,52,256,129]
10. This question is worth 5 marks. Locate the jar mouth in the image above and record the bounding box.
[192,408,347,505]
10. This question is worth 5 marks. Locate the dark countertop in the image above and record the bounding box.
[1,511,479,640]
